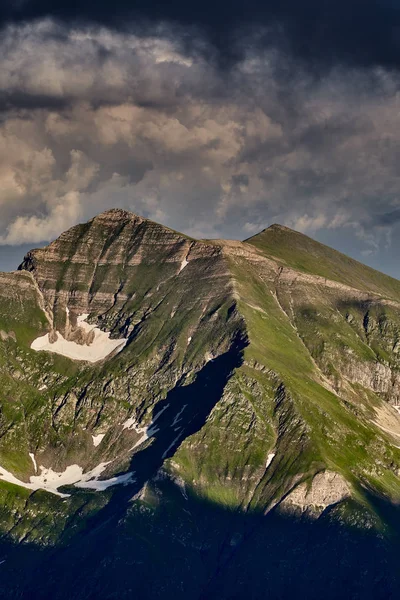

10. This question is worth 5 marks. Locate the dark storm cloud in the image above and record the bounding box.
[2,0,400,72]
[376,209,400,227]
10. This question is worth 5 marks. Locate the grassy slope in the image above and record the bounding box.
[173,248,400,524]
[229,254,400,511]
[246,224,400,299]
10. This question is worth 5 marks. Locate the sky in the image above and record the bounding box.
[1,1,400,276]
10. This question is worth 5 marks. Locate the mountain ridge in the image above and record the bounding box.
[20,207,400,300]
[246,221,400,298]
[0,208,398,598]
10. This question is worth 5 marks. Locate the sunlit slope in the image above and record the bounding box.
[246,224,400,299]
[171,247,400,523]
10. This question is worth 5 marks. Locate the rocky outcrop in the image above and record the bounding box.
[340,357,400,401]
[279,471,351,517]
[0,271,44,303]
[0,271,51,331]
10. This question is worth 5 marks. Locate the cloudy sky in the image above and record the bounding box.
[0,1,400,276]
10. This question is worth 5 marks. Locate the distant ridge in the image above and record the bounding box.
[245,222,400,299]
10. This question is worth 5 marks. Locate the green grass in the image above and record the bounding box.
[246,224,400,299]
[227,254,400,511]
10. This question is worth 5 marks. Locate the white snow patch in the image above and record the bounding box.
[30,464,86,497]
[92,434,105,447]
[187,336,192,344]
[0,464,68,498]
[30,313,127,363]
[266,453,275,469]
[29,453,37,473]
[179,258,189,273]
[75,463,134,492]
[131,431,150,451]
[122,416,138,431]
[0,459,134,498]
[123,404,170,451]
[38,384,47,391]
[172,404,187,427]
[205,352,214,363]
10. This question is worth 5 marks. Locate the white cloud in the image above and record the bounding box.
[1,191,82,244]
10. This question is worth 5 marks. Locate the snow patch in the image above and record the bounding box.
[123,404,170,451]
[205,352,214,363]
[0,459,134,498]
[179,258,189,273]
[75,468,134,491]
[266,452,275,469]
[92,434,105,447]
[187,336,192,344]
[29,453,37,473]
[30,314,127,363]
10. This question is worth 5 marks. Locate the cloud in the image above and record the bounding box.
[1,191,82,245]
[3,1,400,74]
[375,208,400,227]
[0,19,399,260]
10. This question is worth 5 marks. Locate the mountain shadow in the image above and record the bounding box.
[0,476,399,600]
[5,331,247,594]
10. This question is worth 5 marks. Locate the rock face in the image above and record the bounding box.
[279,471,351,517]
[0,211,396,599]
[19,209,227,343]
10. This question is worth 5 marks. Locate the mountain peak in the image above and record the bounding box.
[243,223,297,242]
[91,208,145,224]
[89,208,192,240]
[265,223,293,232]
[246,219,400,299]
[251,223,306,238]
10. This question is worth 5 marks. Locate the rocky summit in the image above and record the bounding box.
[0,209,398,598]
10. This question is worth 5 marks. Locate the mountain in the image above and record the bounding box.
[0,209,398,599]
[247,223,400,297]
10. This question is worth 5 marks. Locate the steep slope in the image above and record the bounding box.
[0,212,398,599]
[246,223,400,298]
